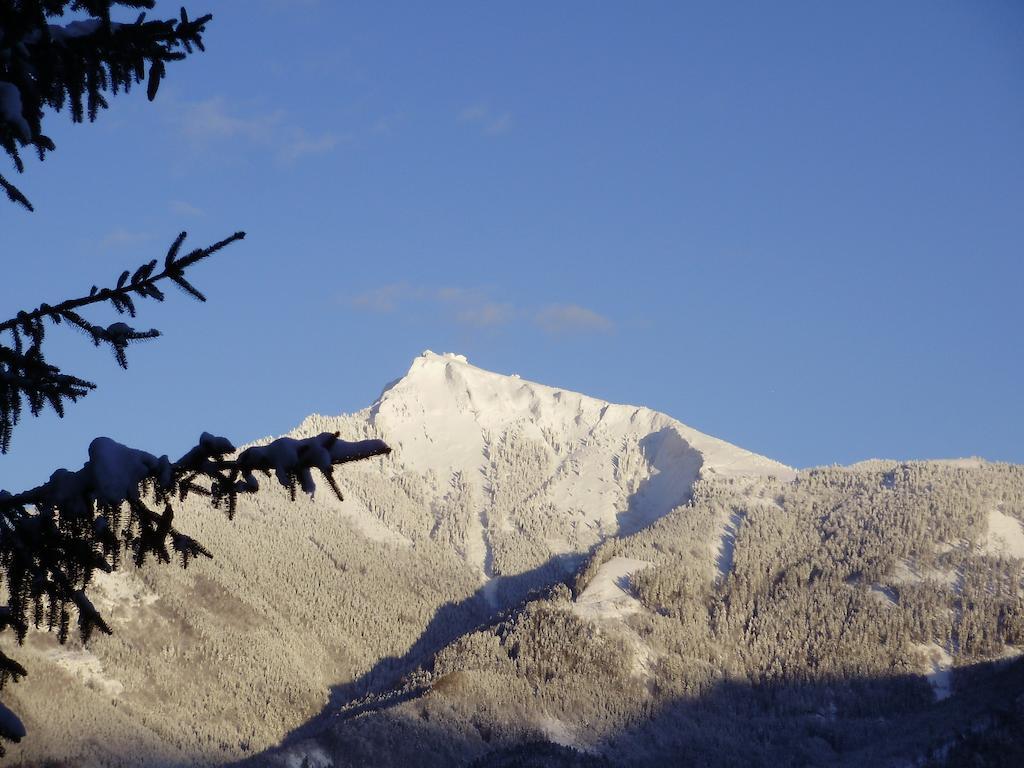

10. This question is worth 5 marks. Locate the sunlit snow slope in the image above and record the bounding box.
[295,351,794,582]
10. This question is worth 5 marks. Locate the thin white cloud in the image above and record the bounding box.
[457,103,512,136]
[535,304,613,334]
[434,286,489,306]
[170,200,204,217]
[348,285,611,334]
[100,229,151,248]
[456,302,514,328]
[349,283,411,313]
[484,113,511,136]
[371,113,405,136]
[430,286,513,328]
[279,129,342,163]
[171,96,340,164]
[177,97,283,143]
[457,104,488,123]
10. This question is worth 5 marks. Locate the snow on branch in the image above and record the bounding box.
[0,430,390,694]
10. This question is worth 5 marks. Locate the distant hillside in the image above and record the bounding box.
[254,461,1024,768]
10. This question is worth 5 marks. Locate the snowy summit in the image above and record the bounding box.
[293,351,793,581]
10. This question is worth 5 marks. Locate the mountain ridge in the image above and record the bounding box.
[287,350,793,582]
[301,350,793,482]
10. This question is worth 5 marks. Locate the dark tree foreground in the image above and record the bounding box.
[0,0,208,210]
[0,1,390,752]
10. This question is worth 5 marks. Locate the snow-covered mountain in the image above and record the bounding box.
[5,351,795,768]
[367,351,789,485]
[293,351,792,583]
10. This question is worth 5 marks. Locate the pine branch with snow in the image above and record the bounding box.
[0,226,396,754]
[0,2,399,757]
[1,1,212,210]
[0,431,390,751]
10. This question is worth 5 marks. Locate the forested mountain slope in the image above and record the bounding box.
[256,462,1024,768]
[5,353,790,767]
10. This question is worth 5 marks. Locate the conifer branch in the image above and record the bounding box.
[0,231,245,333]
[1,1,213,210]
[0,231,245,453]
[0,431,390,737]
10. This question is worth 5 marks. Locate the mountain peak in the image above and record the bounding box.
[369,352,793,485]
[417,350,468,365]
[267,353,792,595]
[392,350,492,399]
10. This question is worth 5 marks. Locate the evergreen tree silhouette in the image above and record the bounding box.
[0,1,390,751]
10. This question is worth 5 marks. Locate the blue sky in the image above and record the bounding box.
[2,0,1023,487]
